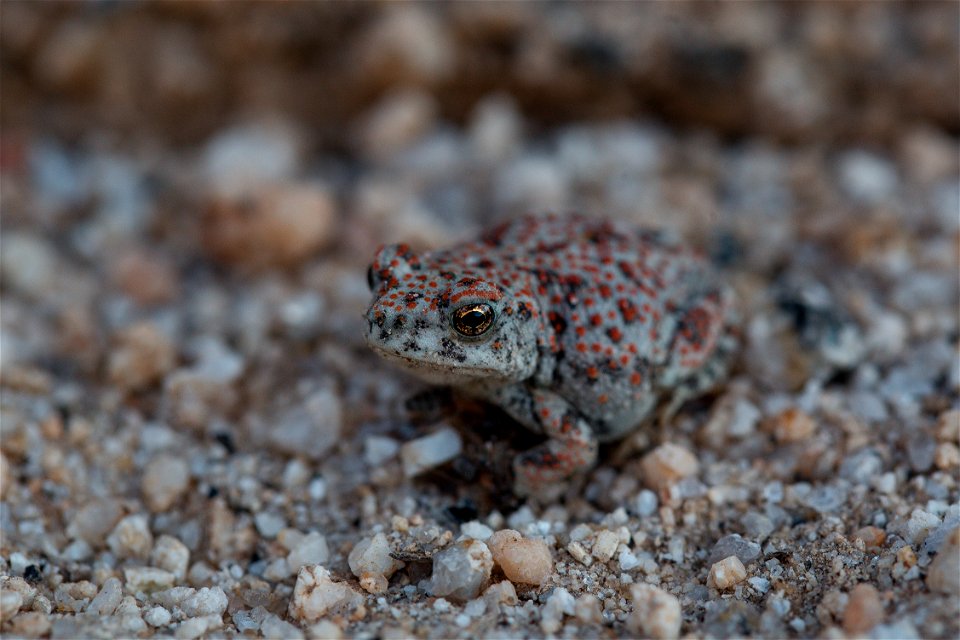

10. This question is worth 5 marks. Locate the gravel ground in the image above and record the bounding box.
[1,3,958,639]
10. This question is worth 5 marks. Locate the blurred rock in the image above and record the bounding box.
[202,181,336,270]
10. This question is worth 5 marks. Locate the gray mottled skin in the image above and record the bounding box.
[364,214,735,495]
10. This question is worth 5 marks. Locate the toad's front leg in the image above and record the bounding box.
[484,385,598,497]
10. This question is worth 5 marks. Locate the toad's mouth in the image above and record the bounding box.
[367,344,504,381]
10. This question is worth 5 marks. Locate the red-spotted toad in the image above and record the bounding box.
[365,214,735,496]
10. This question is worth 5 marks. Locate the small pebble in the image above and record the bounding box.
[400,427,463,477]
[364,436,400,466]
[428,540,493,602]
[286,532,330,573]
[926,526,960,595]
[461,521,494,541]
[180,586,228,617]
[123,567,176,592]
[709,556,748,590]
[107,514,154,560]
[261,613,305,640]
[86,577,122,615]
[144,606,172,627]
[629,583,682,639]
[142,454,190,513]
[852,526,886,549]
[640,443,700,492]
[108,322,177,393]
[540,587,575,634]
[591,530,620,563]
[842,583,885,635]
[348,533,404,594]
[288,565,363,623]
[487,529,553,585]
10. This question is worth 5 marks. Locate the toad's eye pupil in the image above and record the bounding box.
[453,304,495,336]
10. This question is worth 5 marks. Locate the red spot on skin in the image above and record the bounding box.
[540,408,550,418]
[630,372,643,385]
[598,394,608,404]
[620,354,630,366]
[493,341,502,350]
[607,327,623,342]
[575,326,586,337]
[590,314,603,326]
[586,366,599,379]
[576,342,587,353]
[627,343,638,354]
[591,343,602,353]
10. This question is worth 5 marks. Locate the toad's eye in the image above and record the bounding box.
[452,303,495,337]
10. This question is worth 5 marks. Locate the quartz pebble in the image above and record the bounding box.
[428,540,493,601]
[591,530,620,563]
[124,567,176,592]
[641,443,700,493]
[348,533,405,594]
[629,583,682,639]
[709,556,748,590]
[540,587,575,634]
[180,587,228,618]
[487,529,553,585]
[261,613,304,640]
[842,584,884,635]
[400,427,463,477]
[144,606,172,627]
[286,532,330,573]
[107,514,154,560]
[288,565,363,623]
[86,578,122,615]
[0,590,24,621]
[142,455,190,512]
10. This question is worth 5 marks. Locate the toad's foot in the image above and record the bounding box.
[486,386,598,496]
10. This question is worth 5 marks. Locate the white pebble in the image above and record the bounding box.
[107,514,154,560]
[288,565,362,623]
[348,533,404,584]
[400,427,462,477]
[123,567,176,592]
[144,606,172,627]
[86,577,122,615]
[629,583,681,639]
[181,587,227,617]
[461,521,494,541]
[261,613,305,640]
[150,535,190,580]
[254,512,287,539]
[286,532,330,573]
[709,556,748,589]
[364,436,400,466]
[591,530,620,562]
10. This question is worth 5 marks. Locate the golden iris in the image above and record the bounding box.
[453,304,495,336]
